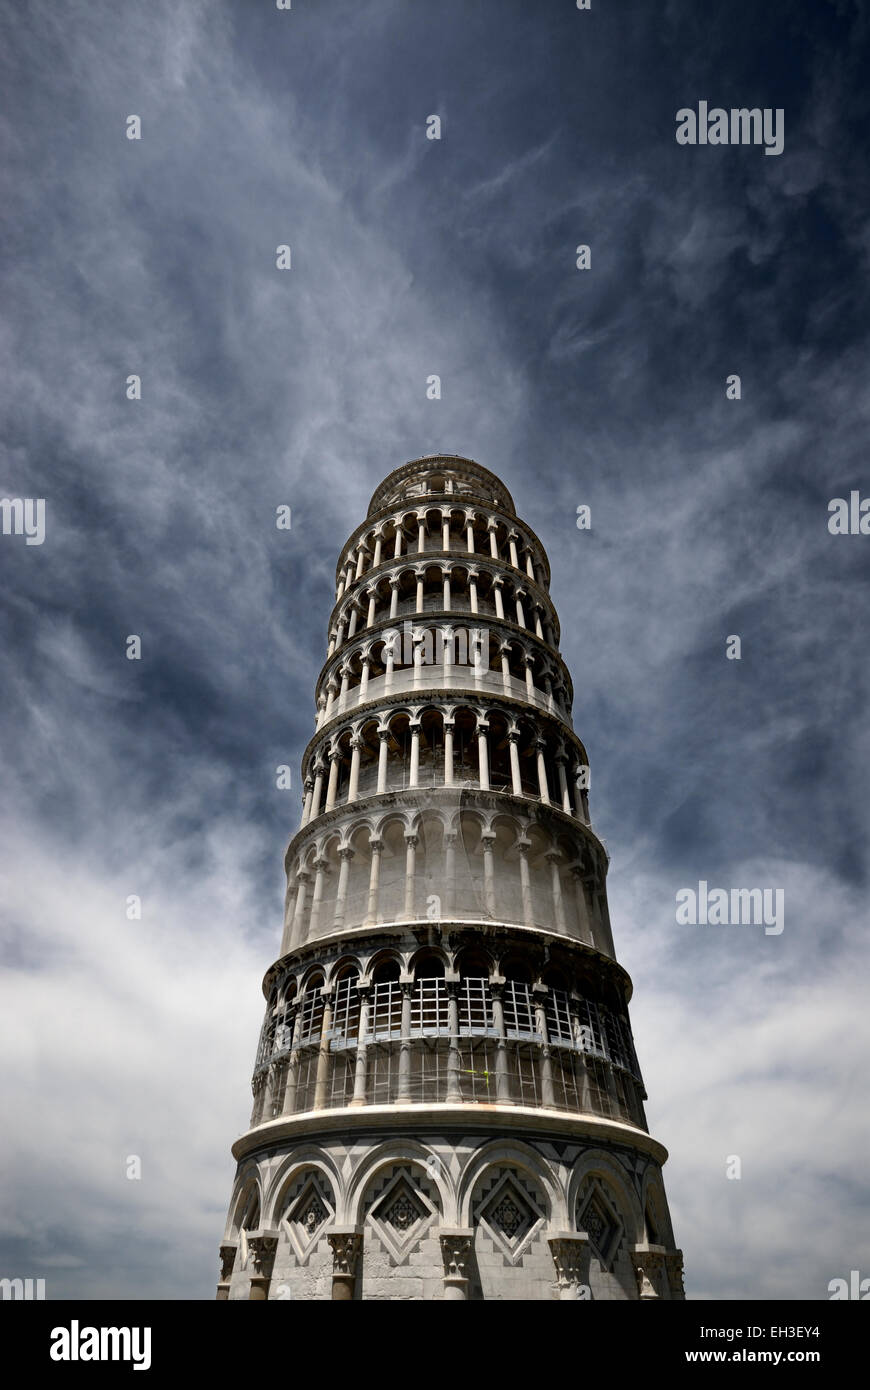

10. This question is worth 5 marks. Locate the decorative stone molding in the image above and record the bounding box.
[328,1228,363,1300]
[548,1232,591,1300]
[439,1228,475,1300]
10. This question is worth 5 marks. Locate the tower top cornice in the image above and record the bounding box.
[367,455,516,519]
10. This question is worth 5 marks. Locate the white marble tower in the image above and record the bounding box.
[217,455,684,1301]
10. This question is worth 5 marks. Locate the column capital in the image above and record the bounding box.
[247,1231,279,1278]
[328,1229,363,1276]
[337,846,355,862]
[439,1229,474,1278]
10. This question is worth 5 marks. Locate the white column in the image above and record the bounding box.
[481,832,497,917]
[365,839,383,925]
[525,550,535,580]
[358,657,370,704]
[444,832,457,917]
[508,731,522,795]
[347,606,359,638]
[477,723,490,790]
[372,534,383,568]
[442,627,453,686]
[308,857,328,937]
[515,591,527,628]
[469,570,479,614]
[533,606,544,639]
[488,523,498,559]
[493,581,505,621]
[366,590,377,627]
[415,570,424,613]
[325,751,341,811]
[347,737,362,803]
[417,516,426,553]
[508,532,519,569]
[443,721,455,785]
[333,847,355,926]
[500,644,512,694]
[571,867,593,945]
[557,757,571,813]
[310,764,325,819]
[351,986,371,1105]
[394,528,403,558]
[442,514,450,549]
[389,579,400,620]
[524,656,536,702]
[338,665,350,711]
[535,739,551,804]
[409,723,421,788]
[376,730,390,794]
[466,516,475,553]
[355,546,365,580]
[547,852,567,933]
[290,870,311,947]
[403,833,417,918]
[300,777,314,827]
[517,842,534,927]
[442,568,451,610]
[324,680,338,722]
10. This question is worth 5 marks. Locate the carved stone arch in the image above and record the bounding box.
[458,1139,564,1230]
[640,1166,675,1249]
[345,1139,453,1228]
[568,1149,644,1251]
[226,1166,264,1240]
[265,1148,343,1230]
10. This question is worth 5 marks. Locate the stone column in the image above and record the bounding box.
[376,729,390,793]
[533,984,555,1107]
[515,589,527,628]
[397,980,414,1103]
[570,865,593,945]
[446,982,462,1102]
[535,738,551,803]
[300,776,314,827]
[442,512,451,549]
[313,988,334,1109]
[333,846,355,927]
[248,1232,278,1301]
[365,837,383,925]
[517,840,535,927]
[443,720,455,785]
[290,870,312,948]
[372,533,383,568]
[439,1230,475,1300]
[490,982,511,1102]
[310,763,325,818]
[415,567,425,613]
[524,655,537,702]
[282,1005,304,1113]
[468,568,479,614]
[488,521,499,559]
[409,721,421,786]
[476,722,490,790]
[389,576,400,620]
[508,729,523,795]
[442,566,452,610]
[394,528,403,558]
[325,749,341,811]
[444,831,457,917]
[403,833,418,918]
[417,515,426,553]
[508,531,520,568]
[492,577,505,620]
[355,545,365,580]
[308,856,329,936]
[481,831,497,917]
[556,755,571,813]
[328,1230,363,1300]
[499,643,512,695]
[366,588,377,627]
[547,1233,590,1300]
[347,736,362,802]
[547,852,567,934]
[358,655,370,704]
[465,515,475,553]
[631,1245,666,1300]
[351,984,371,1106]
[216,1241,238,1300]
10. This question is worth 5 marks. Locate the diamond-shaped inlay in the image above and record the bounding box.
[281,1176,335,1264]
[478,1173,543,1265]
[384,1190,422,1231]
[369,1172,437,1264]
[490,1194,525,1239]
[577,1187,621,1265]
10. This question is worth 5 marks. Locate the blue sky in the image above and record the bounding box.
[1,0,868,1299]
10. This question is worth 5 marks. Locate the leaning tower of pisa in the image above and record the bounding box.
[217,454,685,1301]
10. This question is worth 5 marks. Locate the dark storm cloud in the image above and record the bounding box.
[0,0,867,1299]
